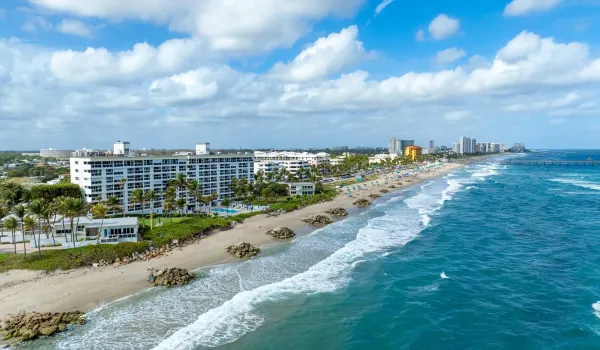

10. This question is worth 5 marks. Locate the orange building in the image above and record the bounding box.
[403,145,422,161]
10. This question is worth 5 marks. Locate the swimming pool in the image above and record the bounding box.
[212,208,240,214]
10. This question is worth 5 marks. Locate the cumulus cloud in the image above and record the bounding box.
[268,25,366,81]
[435,48,467,65]
[28,0,364,53]
[2,29,600,148]
[56,19,93,37]
[504,0,562,16]
[428,14,460,40]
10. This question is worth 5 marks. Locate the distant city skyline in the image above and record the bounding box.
[1,1,600,149]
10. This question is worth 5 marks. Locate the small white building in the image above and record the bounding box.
[254,160,284,174]
[369,153,397,164]
[287,182,316,196]
[113,141,132,156]
[32,216,139,248]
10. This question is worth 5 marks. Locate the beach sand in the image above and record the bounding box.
[0,162,464,320]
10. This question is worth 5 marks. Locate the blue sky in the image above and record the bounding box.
[1,0,600,150]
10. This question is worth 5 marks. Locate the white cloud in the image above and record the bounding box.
[415,29,425,42]
[49,38,207,84]
[269,25,366,81]
[428,14,460,40]
[444,110,471,121]
[435,47,466,65]
[56,19,93,37]
[375,0,394,15]
[28,0,364,53]
[504,0,562,16]
[22,16,52,32]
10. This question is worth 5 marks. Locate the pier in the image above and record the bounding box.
[497,160,596,166]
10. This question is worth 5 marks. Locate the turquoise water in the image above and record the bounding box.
[211,208,240,214]
[24,151,600,349]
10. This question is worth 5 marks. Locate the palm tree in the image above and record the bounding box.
[209,192,218,213]
[130,189,145,226]
[105,196,123,217]
[63,197,85,248]
[175,198,186,216]
[4,217,18,254]
[144,190,157,229]
[172,173,188,193]
[186,180,202,215]
[163,195,174,223]
[23,216,35,255]
[27,199,47,257]
[262,187,276,206]
[221,198,231,217]
[91,203,107,243]
[12,205,26,256]
[119,178,127,190]
[0,206,8,239]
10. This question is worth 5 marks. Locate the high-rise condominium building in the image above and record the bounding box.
[70,142,254,214]
[429,140,435,150]
[388,137,398,154]
[400,140,415,152]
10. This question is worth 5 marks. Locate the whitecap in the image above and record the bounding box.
[550,178,600,191]
[593,302,600,319]
[440,272,449,279]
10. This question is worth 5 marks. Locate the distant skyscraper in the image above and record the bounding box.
[452,142,459,153]
[471,138,477,154]
[399,140,414,152]
[429,140,435,150]
[388,137,398,154]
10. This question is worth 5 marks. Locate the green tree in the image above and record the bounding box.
[63,197,85,248]
[12,204,27,256]
[23,216,36,254]
[106,196,123,217]
[130,189,146,226]
[4,216,18,254]
[27,199,47,257]
[91,202,108,243]
[175,198,186,216]
[186,180,202,215]
[221,198,231,217]
[144,190,157,229]
[0,206,8,238]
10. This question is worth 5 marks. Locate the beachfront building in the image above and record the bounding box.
[452,142,459,154]
[254,160,284,174]
[403,146,422,161]
[31,217,139,248]
[70,142,254,214]
[287,182,316,196]
[459,136,476,154]
[253,151,330,166]
[369,153,397,164]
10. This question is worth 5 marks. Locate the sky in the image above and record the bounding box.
[1,0,600,150]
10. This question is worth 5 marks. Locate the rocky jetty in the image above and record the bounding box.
[396,182,403,185]
[266,226,295,239]
[388,185,396,189]
[353,198,371,207]
[379,189,389,193]
[226,242,260,258]
[325,208,348,217]
[1,311,86,343]
[302,214,333,225]
[369,193,381,199]
[147,267,195,287]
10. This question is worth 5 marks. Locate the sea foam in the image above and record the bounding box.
[153,175,460,350]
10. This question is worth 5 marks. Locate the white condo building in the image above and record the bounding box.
[70,142,254,214]
[253,151,328,175]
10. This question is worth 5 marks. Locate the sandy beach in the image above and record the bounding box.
[0,162,464,320]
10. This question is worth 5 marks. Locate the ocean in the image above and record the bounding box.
[23,150,600,349]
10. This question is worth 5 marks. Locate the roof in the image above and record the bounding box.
[58,216,138,227]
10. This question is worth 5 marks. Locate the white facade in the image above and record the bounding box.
[113,141,131,156]
[31,216,139,248]
[196,143,210,155]
[254,160,284,174]
[369,153,397,164]
[253,151,330,166]
[70,151,254,214]
[459,136,476,154]
[330,157,345,166]
[287,182,316,196]
[388,137,398,154]
[452,142,459,153]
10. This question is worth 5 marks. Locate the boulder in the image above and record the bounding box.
[266,227,295,239]
[0,311,85,343]
[302,214,333,225]
[368,193,381,199]
[353,198,371,207]
[325,208,348,217]
[380,189,389,193]
[226,242,260,258]
[147,267,196,288]
[388,185,396,189]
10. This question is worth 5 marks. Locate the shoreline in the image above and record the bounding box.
[0,161,471,322]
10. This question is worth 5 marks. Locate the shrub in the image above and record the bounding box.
[143,217,232,247]
[31,183,83,201]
